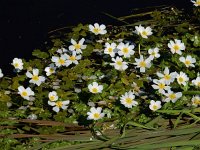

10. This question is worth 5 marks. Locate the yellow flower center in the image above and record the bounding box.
[195,0,200,5]
[141,31,147,36]
[49,96,55,101]
[14,63,19,68]
[158,83,165,89]
[125,98,132,104]
[164,74,171,80]
[139,61,146,67]
[178,77,184,83]
[55,101,63,108]
[58,59,65,65]
[93,28,100,33]
[122,48,129,54]
[92,88,98,93]
[151,52,156,56]
[22,91,28,97]
[75,44,81,49]
[197,82,200,87]
[169,93,176,99]
[153,105,158,110]
[194,99,200,105]
[108,47,113,53]
[93,113,100,119]
[32,75,39,81]
[69,56,76,61]
[173,44,180,51]
[49,68,54,73]
[185,60,191,65]
[116,61,122,66]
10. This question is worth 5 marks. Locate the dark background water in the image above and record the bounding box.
[0,0,192,75]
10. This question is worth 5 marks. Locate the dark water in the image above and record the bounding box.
[0,0,192,75]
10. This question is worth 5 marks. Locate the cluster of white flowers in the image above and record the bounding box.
[107,42,135,71]
[52,38,86,68]
[1,20,199,121]
[150,67,184,110]
[11,37,87,113]
[135,25,153,39]
[48,91,70,112]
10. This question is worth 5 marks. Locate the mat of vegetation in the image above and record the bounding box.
[0,2,200,150]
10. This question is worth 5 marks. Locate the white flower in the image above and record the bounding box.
[88,82,103,93]
[168,39,185,55]
[7,102,12,108]
[48,100,70,112]
[117,42,135,58]
[26,69,45,86]
[56,48,67,54]
[89,23,107,35]
[18,86,35,100]
[134,55,151,72]
[163,90,182,103]
[120,91,138,108]
[65,52,82,66]
[87,107,105,120]
[45,64,56,76]
[27,114,37,120]
[156,67,177,85]
[148,48,160,60]
[152,79,171,94]
[179,55,196,68]
[104,42,117,57]
[176,72,189,86]
[51,54,67,67]
[69,38,87,54]
[192,77,200,87]
[11,58,23,70]
[149,100,162,111]
[110,56,128,71]
[135,25,153,38]
[0,69,3,78]
[48,91,58,102]
[191,0,200,6]
[191,95,200,107]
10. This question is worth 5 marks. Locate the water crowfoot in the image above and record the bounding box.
[168,39,185,55]
[18,86,34,100]
[87,107,105,120]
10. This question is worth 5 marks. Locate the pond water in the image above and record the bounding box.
[0,0,192,75]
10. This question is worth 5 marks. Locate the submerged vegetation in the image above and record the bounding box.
[0,2,200,150]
